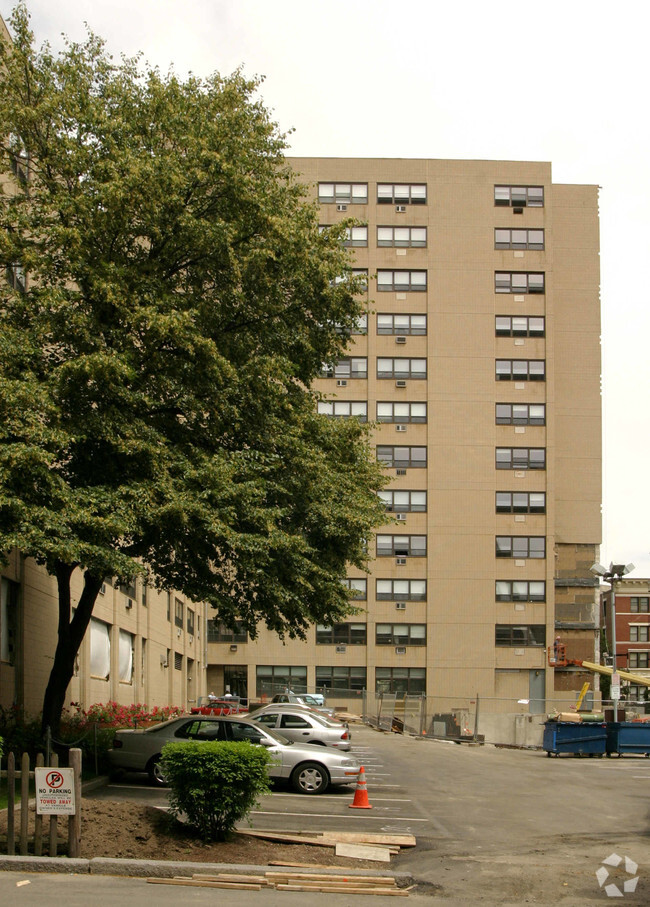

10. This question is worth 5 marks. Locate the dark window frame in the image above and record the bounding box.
[495,624,546,646]
[375,623,427,646]
[495,315,545,337]
[495,536,546,559]
[377,183,427,205]
[496,581,546,602]
[377,314,427,335]
[496,403,546,425]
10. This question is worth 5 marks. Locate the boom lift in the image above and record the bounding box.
[548,641,650,688]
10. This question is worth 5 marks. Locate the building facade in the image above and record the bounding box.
[601,577,650,701]
[206,158,602,715]
[1,155,602,721]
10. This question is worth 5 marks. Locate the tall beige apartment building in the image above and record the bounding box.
[1,155,602,725]
[206,158,602,716]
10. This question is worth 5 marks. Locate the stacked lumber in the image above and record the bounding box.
[147,870,409,895]
[235,827,416,860]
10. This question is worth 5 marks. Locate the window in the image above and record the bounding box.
[376,579,426,601]
[496,492,546,513]
[377,402,427,423]
[118,630,134,683]
[174,652,183,671]
[377,226,427,247]
[376,446,427,468]
[495,228,544,250]
[316,665,367,695]
[342,578,367,599]
[318,182,368,204]
[377,270,427,292]
[379,490,427,512]
[207,620,248,643]
[344,226,368,246]
[496,581,546,602]
[375,667,426,695]
[256,664,307,696]
[141,581,148,607]
[495,272,545,294]
[496,448,546,470]
[494,185,544,207]
[320,357,368,379]
[377,314,427,335]
[630,626,649,643]
[376,624,426,646]
[377,183,427,204]
[6,264,26,294]
[376,534,427,557]
[187,608,195,636]
[166,592,172,622]
[496,360,545,381]
[8,133,29,184]
[119,578,137,599]
[496,536,546,559]
[629,652,649,669]
[174,598,184,629]
[496,404,545,425]
[630,597,650,613]
[495,315,545,337]
[316,623,367,645]
[495,625,546,646]
[1,578,19,665]
[318,401,368,421]
[90,618,111,679]
[377,358,427,379]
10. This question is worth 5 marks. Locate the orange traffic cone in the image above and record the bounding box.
[349,765,373,809]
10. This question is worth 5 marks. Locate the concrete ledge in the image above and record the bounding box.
[0,855,89,874]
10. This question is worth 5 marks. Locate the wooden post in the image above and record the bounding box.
[68,748,82,858]
[34,753,44,856]
[7,752,15,855]
[20,752,29,855]
[48,753,58,857]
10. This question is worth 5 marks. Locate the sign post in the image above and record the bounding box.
[35,767,76,816]
[611,672,621,701]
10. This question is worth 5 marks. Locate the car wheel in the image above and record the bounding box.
[291,761,330,794]
[146,755,167,786]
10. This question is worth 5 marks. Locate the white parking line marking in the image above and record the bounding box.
[251,810,429,822]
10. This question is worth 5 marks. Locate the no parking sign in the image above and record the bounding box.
[35,767,76,815]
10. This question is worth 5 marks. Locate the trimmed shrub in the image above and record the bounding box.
[162,740,273,841]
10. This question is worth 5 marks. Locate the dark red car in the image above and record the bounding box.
[190,696,248,716]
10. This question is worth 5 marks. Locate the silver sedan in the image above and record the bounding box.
[108,715,360,793]
[250,707,351,749]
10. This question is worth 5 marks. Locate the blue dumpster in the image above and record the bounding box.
[543,721,607,757]
[606,722,650,757]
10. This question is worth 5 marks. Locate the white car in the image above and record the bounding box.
[108,715,360,793]
[251,707,351,749]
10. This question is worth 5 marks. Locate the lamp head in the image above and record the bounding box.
[590,563,608,577]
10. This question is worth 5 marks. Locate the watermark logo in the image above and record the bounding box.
[596,853,639,898]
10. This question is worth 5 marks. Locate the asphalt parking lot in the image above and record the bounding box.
[87,722,650,903]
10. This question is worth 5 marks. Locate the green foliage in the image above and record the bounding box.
[0,3,386,735]
[0,706,44,759]
[162,740,272,841]
[0,3,386,637]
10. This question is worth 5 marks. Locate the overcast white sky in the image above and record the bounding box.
[3,0,649,577]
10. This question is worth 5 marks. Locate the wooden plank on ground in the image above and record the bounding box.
[266,872,396,885]
[276,883,407,896]
[235,829,334,847]
[191,873,270,885]
[268,861,350,869]
[335,842,392,862]
[146,878,261,889]
[318,832,416,847]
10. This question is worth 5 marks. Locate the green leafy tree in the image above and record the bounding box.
[0,4,386,736]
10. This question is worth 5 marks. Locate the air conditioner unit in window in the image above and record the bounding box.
[395,424,407,432]
[125,598,134,610]
[395,646,407,654]
[395,336,407,344]
[160,655,168,667]
[395,379,407,388]
[396,513,407,521]
[396,602,407,610]
[513,206,524,214]
[396,556,407,566]
[335,645,347,654]
[336,379,348,387]
[336,204,348,212]
[396,205,406,213]
[396,468,407,475]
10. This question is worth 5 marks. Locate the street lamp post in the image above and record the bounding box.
[591,561,635,714]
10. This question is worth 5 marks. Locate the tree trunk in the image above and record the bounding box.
[41,563,104,739]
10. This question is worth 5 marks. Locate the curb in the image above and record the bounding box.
[0,853,414,883]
